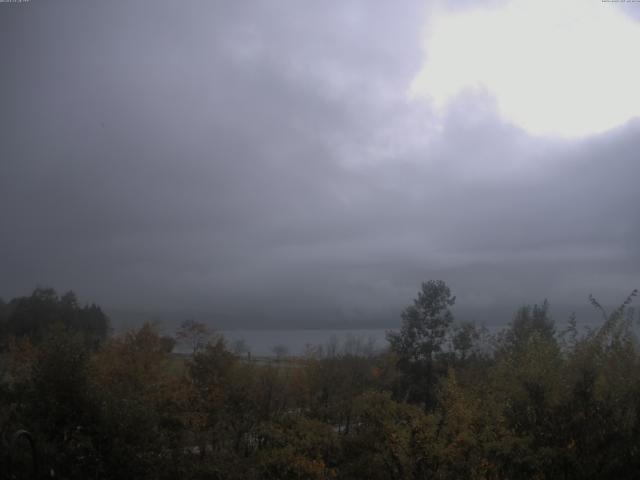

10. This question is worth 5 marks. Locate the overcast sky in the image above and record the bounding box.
[1,0,639,328]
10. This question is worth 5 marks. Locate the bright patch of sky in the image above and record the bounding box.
[410,0,640,138]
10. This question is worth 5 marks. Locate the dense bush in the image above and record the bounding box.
[1,285,639,479]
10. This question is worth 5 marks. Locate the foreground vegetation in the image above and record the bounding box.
[1,282,639,479]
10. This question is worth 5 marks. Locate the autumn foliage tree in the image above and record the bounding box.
[3,284,640,479]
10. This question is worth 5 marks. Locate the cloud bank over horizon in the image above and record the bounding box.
[1,0,639,327]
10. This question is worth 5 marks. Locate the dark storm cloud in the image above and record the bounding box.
[1,0,638,327]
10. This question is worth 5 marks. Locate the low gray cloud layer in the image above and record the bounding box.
[1,1,639,328]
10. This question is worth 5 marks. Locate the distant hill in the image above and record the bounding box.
[105,302,610,333]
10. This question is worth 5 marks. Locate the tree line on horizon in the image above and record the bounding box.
[1,282,640,479]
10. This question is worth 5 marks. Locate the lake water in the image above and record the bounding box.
[214,321,603,357]
[217,329,391,356]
